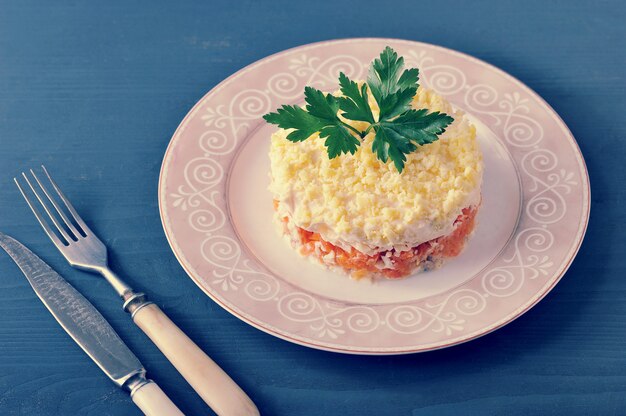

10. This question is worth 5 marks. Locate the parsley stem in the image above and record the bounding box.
[340,121,365,139]
[363,124,376,137]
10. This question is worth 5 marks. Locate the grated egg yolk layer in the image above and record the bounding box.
[268,86,483,254]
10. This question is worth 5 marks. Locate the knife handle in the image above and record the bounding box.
[131,380,184,416]
[127,302,259,416]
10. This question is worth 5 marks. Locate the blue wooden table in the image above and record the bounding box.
[0,1,624,415]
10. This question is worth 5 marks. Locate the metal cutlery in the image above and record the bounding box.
[15,166,259,416]
[0,232,184,416]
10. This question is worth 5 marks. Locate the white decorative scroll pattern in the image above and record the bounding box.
[167,49,578,340]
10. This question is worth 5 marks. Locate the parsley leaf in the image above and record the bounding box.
[263,105,324,142]
[263,46,455,173]
[263,87,361,158]
[367,46,419,120]
[371,124,417,173]
[338,72,375,124]
[303,87,361,158]
[303,86,340,120]
[381,109,454,146]
[374,109,454,172]
[321,124,361,158]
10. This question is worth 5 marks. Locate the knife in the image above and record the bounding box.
[0,232,184,416]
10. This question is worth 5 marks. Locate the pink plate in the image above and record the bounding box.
[158,38,590,354]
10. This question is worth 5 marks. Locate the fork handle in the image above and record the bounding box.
[129,302,259,416]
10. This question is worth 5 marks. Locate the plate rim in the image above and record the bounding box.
[158,37,591,355]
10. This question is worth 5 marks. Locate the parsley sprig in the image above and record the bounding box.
[263,47,454,172]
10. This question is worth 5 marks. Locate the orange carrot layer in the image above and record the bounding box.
[275,200,478,279]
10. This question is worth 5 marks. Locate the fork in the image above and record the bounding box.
[15,166,259,416]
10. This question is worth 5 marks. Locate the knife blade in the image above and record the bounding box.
[0,232,184,415]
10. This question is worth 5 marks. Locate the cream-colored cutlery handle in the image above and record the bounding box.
[131,381,184,416]
[132,304,259,416]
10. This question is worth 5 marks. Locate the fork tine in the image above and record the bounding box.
[14,177,68,247]
[20,172,76,243]
[41,165,92,236]
[30,168,84,239]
